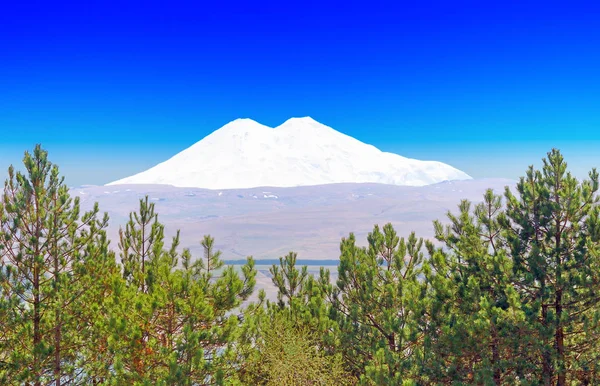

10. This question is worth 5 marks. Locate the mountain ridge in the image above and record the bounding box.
[107,117,471,189]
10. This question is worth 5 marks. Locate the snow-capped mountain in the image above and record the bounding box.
[107,117,471,189]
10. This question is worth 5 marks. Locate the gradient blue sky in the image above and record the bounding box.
[1,1,599,186]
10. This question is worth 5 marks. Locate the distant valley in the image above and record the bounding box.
[75,179,515,299]
[76,179,515,261]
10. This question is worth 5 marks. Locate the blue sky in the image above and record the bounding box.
[1,1,599,186]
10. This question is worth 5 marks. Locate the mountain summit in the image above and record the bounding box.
[107,117,471,189]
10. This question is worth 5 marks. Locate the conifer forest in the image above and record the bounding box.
[1,145,600,385]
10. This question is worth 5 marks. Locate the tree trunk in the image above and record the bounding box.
[141,222,146,294]
[54,312,61,386]
[388,333,395,352]
[554,201,565,386]
[556,288,565,386]
[542,303,553,385]
[491,323,501,385]
[54,243,62,386]
[33,266,42,386]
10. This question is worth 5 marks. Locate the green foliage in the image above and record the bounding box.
[238,311,354,385]
[3,145,600,385]
[110,198,257,384]
[0,145,112,385]
[502,149,600,384]
[267,252,333,332]
[425,190,533,384]
[326,224,428,384]
[270,251,308,309]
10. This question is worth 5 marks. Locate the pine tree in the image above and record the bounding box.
[269,251,308,310]
[234,250,351,385]
[72,237,121,384]
[112,196,168,383]
[327,223,428,384]
[0,145,111,385]
[165,235,256,384]
[501,149,600,384]
[424,190,533,384]
[268,252,338,351]
[112,197,257,384]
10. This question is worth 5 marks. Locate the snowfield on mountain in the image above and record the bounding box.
[107,117,471,189]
